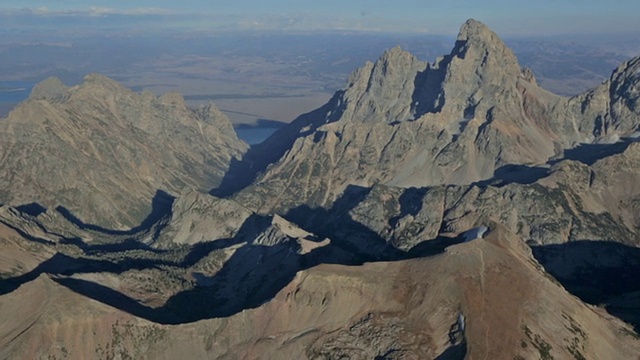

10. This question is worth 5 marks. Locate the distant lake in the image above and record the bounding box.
[235,127,279,145]
[0,81,33,104]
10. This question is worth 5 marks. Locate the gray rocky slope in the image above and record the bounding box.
[0,75,247,229]
[233,19,640,215]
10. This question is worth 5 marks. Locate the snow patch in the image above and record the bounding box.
[462,226,488,242]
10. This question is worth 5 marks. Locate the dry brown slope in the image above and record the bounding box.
[0,274,165,360]
[2,224,638,359]
[0,220,55,278]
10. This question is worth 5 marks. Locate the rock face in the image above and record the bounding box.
[234,19,640,215]
[151,190,254,247]
[0,74,247,229]
[565,55,640,140]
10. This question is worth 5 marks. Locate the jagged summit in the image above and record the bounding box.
[455,19,516,60]
[81,73,122,86]
[72,73,131,97]
[29,76,69,102]
[233,19,640,214]
[377,45,418,66]
[608,55,640,132]
[457,18,501,45]
[449,18,522,77]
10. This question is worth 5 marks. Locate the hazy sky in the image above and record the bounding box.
[2,0,640,35]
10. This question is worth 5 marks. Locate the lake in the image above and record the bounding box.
[0,81,33,117]
[0,81,33,103]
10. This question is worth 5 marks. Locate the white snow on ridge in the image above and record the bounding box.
[462,226,488,242]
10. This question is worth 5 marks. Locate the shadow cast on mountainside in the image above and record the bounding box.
[411,57,449,119]
[549,141,631,166]
[407,236,465,258]
[0,231,248,297]
[58,237,166,255]
[0,217,56,246]
[0,185,464,325]
[211,91,347,198]
[0,252,171,296]
[14,202,47,217]
[53,277,179,323]
[49,240,336,324]
[473,164,550,187]
[282,184,406,261]
[389,187,429,228]
[532,240,640,333]
[471,139,637,188]
[410,38,471,121]
[55,189,175,238]
[435,343,467,360]
[283,184,465,259]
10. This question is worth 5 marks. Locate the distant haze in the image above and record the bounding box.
[2,3,640,123]
[2,1,640,35]
[1,30,639,123]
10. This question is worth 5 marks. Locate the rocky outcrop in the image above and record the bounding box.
[0,75,248,229]
[151,191,253,247]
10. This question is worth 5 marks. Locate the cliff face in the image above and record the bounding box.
[234,20,640,215]
[0,74,247,229]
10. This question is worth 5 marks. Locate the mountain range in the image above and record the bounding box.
[0,75,246,229]
[0,19,639,359]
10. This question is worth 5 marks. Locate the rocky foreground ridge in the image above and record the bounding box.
[0,19,639,359]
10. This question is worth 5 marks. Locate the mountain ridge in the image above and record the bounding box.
[0,74,248,229]
[231,19,640,215]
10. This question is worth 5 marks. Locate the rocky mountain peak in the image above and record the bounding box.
[447,19,521,81]
[565,54,640,140]
[608,55,640,132]
[232,19,578,212]
[454,18,513,57]
[80,73,127,92]
[196,102,240,140]
[456,18,496,43]
[377,46,419,68]
[160,91,188,108]
[370,45,426,88]
[29,76,69,102]
[56,73,136,107]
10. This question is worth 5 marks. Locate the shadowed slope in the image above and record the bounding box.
[2,223,638,359]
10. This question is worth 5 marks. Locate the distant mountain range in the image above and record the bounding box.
[0,19,639,359]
